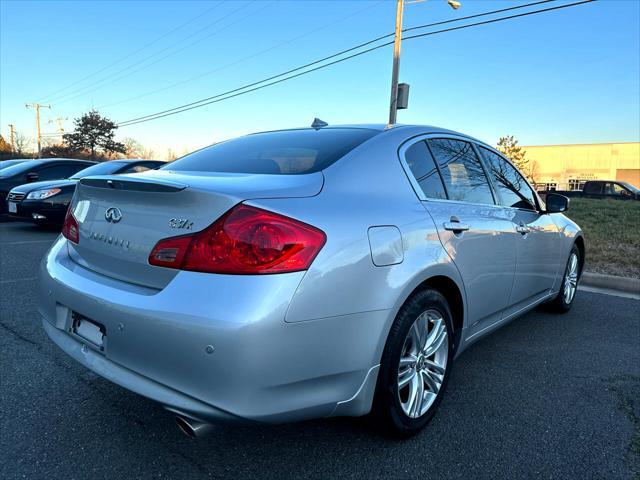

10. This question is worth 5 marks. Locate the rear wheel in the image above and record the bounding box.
[547,244,581,313]
[373,289,454,436]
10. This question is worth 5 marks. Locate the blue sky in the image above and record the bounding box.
[1,0,639,158]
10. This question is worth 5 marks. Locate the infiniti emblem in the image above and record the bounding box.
[105,207,123,223]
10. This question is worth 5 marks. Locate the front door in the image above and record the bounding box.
[477,146,561,312]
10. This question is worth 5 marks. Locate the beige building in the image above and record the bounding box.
[521,142,640,191]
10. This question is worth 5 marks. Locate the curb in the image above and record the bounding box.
[581,272,640,295]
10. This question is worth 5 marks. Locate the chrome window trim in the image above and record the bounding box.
[398,133,500,208]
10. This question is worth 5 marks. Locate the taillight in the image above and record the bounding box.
[62,207,79,244]
[149,205,326,274]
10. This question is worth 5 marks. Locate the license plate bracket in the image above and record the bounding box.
[71,312,106,350]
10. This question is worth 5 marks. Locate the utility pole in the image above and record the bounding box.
[8,124,15,152]
[49,117,68,144]
[388,0,405,126]
[25,103,50,157]
[387,0,461,126]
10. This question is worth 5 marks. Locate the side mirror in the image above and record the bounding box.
[26,172,39,182]
[545,193,569,213]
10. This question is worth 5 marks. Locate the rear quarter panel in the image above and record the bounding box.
[248,127,468,364]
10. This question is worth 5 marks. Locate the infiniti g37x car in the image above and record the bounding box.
[39,125,583,436]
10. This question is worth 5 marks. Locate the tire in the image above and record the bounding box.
[547,244,581,313]
[373,288,454,436]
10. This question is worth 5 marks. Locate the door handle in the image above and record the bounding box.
[516,225,531,235]
[444,220,470,232]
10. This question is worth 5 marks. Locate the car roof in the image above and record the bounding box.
[27,158,96,165]
[249,123,486,144]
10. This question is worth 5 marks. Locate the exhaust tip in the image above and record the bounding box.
[175,416,197,438]
[175,416,213,438]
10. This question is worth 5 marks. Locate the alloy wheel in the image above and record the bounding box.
[397,309,449,419]
[563,252,579,304]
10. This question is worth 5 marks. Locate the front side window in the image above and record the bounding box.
[404,141,447,199]
[608,183,629,196]
[426,139,495,205]
[164,128,379,175]
[479,147,537,211]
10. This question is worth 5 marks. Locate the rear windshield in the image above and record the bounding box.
[0,160,41,178]
[0,160,25,171]
[70,161,127,179]
[164,128,379,175]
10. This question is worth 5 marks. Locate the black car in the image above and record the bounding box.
[1,158,96,215]
[544,180,639,201]
[6,159,164,225]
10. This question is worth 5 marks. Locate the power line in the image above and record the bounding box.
[47,1,263,105]
[118,0,596,127]
[102,0,555,113]
[115,0,563,126]
[98,1,386,110]
[38,1,225,103]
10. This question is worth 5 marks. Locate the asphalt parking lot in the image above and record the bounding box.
[1,220,639,480]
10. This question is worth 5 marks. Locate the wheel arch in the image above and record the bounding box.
[382,267,467,358]
[412,275,465,352]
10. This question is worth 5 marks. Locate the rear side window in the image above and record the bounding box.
[165,128,379,175]
[404,141,447,199]
[427,139,495,205]
[583,182,602,194]
[478,147,537,210]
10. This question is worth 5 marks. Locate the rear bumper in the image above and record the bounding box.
[39,237,386,423]
[42,319,242,423]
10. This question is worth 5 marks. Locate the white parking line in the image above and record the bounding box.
[0,276,38,284]
[0,240,55,246]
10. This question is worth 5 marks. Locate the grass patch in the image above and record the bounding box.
[565,198,640,278]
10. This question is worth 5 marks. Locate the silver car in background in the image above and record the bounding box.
[39,124,583,436]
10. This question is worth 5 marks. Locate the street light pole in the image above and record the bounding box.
[387,0,461,126]
[388,0,405,126]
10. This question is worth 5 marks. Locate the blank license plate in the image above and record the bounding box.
[8,202,17,213]
[72,314,105,348]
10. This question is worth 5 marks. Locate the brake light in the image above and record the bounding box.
[62,207,79,244]
[149,205,326,274]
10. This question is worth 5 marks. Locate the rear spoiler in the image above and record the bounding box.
[79,175,187,193]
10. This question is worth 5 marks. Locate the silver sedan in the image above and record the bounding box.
[39,124,583,436]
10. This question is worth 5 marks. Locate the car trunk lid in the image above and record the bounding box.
[67,170,323,289]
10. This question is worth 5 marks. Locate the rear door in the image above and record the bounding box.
[478,146,561,311]
[400,136,518,334]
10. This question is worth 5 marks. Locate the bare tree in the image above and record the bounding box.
[141,147,156,160]
[123,137,144,158]
[14,132,32,155]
